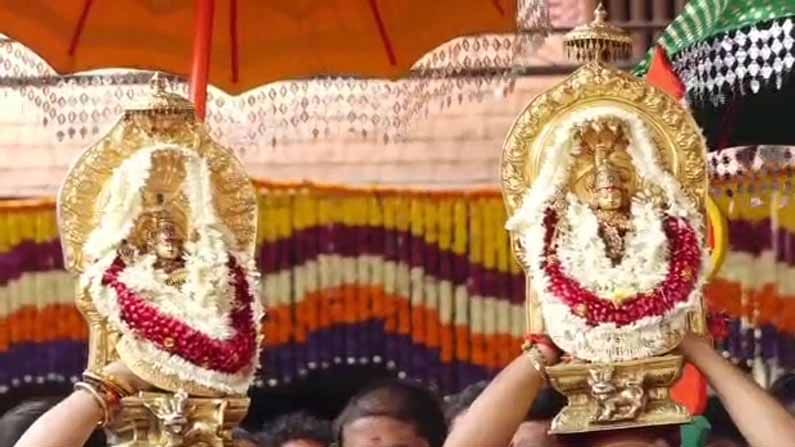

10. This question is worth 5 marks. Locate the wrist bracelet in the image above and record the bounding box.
[75,381,118,427]
[83,370,136,397]
[76,371,128,427]
[522,344,550,384]
[522,334,560,356]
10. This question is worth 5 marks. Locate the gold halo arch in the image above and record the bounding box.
[500,63,707,225]
[57,111,257,273]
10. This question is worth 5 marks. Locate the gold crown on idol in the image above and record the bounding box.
[564,3,632,63]
[593,159,623,191]
[575,117,630,155]
[130,149,190,249]
[141,149,188,207]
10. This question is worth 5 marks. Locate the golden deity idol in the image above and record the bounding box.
[580,118,634,265]
[58,76,262,446]
[501,5,721,434]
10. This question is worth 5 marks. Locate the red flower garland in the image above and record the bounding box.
[102,256,257,374]
[542,210,702,327]
[707,311,731,343]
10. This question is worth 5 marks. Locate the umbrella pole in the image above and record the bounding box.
[189,0,215,121]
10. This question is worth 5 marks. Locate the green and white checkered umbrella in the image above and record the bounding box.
[636,0,795,106]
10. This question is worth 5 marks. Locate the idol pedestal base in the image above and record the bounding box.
[547,354,690,434]
[105,391,250,447]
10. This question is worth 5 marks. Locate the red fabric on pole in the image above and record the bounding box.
[189,0,215,121]
[229,0,239,83]
[645,46,685,100]
[68,0,95,56]
[367,0,398,66]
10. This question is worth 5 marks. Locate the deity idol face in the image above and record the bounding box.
[154,222,183,261]
[595,186,625,211]
[577,117,633,214]
[592,160,627,213]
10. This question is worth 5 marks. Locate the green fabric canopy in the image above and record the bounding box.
[635,0,795,76]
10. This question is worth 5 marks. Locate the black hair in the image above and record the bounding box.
[232,427,265,445]
[0,396,106,447]
[443,381,565,426]
[0,397,61,447]
[262,411,332,447]
[558,426,680,447]
[333,378,448,447]
[526,386,567,420]
[443,380,489,424]
[771,373,795,409]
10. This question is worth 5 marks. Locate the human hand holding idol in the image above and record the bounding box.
[501,5,717,434]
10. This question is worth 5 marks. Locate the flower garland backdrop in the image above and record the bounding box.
[2,172,795,395]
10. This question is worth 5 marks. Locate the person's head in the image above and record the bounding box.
[233,427,265,447]
[771,373,795,415]
[443,380,489,428]
[0,396,108,447]
[0,397,63,447]
[703,396,746,447]
[262,411,332,447]
[557,426,678,447]
[334,379,447,447]
[510,387,567,447]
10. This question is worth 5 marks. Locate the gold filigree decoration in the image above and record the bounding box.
[500,63,706,225]
[58,85,257,273]
[588,365,647,422]
[106,391,250,447]
[563,3,632,63]
[503,7,707,433]
[507,65,707,335]
[547,355,690,434]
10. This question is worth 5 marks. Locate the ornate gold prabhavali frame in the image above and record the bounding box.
[57,76,257,446]
[500,6,710,434]
[503,63,709,338]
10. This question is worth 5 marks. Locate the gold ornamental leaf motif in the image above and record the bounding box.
[500,62,707,220]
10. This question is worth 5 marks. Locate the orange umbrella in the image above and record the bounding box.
[0,0,518,116]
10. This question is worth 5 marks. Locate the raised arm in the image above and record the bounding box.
[14,361,150,447]
[13,389,104,447]
[680,334,795,447]
[444,343,559,447]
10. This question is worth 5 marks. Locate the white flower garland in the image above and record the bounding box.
[505,106,708,362]
[556,193,669,298]
[80,144,262,393]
